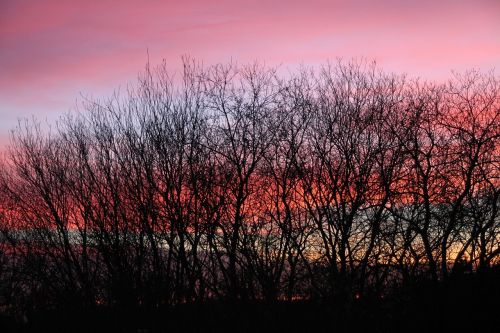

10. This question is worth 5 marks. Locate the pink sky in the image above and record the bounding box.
[1,0,499,146]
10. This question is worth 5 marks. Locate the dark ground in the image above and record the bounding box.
[1,268,499,333]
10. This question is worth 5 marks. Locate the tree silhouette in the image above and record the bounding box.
[0,59,498,332]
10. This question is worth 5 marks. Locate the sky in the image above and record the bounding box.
[1,0,499,146]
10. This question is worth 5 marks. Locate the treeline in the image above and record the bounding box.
[0,59,498,315]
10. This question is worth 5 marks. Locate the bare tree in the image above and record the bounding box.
[0,59,498,323]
